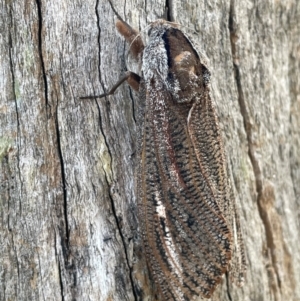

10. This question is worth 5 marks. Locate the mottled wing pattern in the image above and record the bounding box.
[188,90,246,286]
[137,84,231,300]
[136,22,245,300]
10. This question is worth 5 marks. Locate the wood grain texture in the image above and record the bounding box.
[0,0,299,300]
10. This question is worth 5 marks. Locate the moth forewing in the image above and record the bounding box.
[81,5,246,299]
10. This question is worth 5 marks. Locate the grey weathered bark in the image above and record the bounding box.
[0,0,299,300]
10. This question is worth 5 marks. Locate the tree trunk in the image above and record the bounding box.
[1,0,299,300]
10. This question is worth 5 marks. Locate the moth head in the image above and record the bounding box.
[147,19,179,37]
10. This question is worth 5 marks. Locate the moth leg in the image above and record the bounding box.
[80,71,141,99]
[107,0,144,59]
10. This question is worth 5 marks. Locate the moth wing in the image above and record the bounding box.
[188,91,246,285]
[137,85,232,300]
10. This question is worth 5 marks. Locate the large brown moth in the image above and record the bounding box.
[81,3,246,300]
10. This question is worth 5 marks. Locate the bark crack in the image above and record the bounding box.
[50,72,70,298]
[95,0,106,96]
[35,0,49,108]
[165,0,173,22]
[35,5,70,269]
[229,0,281,295]
[128,88,137,123]
[225,272,233,301]
[53,95,69,247]
[105,175,138,301]
[95,2,137,300]
[48,43,69,301]
[54,228,65,301]
[54,104,69,290]
[57,260,64,301]
[36,0,70,294]
[8,4,22,216]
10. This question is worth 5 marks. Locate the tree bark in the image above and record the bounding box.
[0,0,299,300]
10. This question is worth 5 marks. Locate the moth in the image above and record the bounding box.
[81,4,246,300]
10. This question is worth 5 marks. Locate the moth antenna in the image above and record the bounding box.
[163,20,180,27]
[115,20,145,59]
[107,0,144,59]
[107,0,123,22]
[128,30,143,50]
[125,23,153,59]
